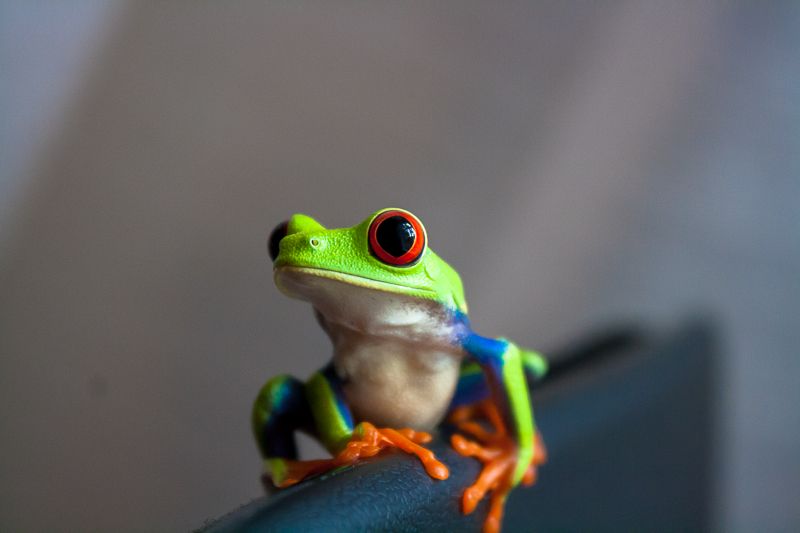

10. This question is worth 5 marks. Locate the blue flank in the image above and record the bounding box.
[450,308,510,362]
[450,368,490,408]
[321,362,354,430]
[449,308,508,409]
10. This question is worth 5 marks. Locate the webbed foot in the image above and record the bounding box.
[267,422,449,489]
[449,401,547,533]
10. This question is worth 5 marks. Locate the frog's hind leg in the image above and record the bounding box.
[304,364,356,454]
[448,350,548,466]
[449,361,491,411]
[252,364,355,488]
[520,348,548,381]
[449,349,548,412]
[252,374,316,487]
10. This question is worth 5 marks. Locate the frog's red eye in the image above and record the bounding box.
[368,209,426,266]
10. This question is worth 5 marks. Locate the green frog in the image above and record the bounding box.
[252,208,547,533]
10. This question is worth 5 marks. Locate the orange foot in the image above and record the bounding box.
[449,400,547,533]
[269,422,450,489]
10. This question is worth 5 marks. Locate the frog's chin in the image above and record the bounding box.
[273,266,457,342]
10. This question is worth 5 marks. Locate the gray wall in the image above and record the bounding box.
[1,2,798,531]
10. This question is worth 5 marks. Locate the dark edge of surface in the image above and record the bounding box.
[199,320,717,532]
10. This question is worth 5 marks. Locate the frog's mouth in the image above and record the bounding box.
[274,266,438,302]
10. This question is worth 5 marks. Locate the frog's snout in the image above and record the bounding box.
[269,214,328,262]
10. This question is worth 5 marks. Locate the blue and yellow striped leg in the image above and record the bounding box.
[450,361,490,410]
[304,363,355,455]
[255,364,361,488]
[251,374,314,486]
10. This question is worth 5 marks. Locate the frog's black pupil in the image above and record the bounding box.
[268,221,288,261]
[376,216,416,257]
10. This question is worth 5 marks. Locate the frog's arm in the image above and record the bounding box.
[450,334,546,532]
[462,335,535,483]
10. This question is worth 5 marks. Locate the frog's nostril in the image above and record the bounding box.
[268,221,289,261]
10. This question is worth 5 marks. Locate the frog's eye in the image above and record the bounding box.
[268,221,289,261]
[368,209,426,266]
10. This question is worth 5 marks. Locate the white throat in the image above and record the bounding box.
[275,267,464,429]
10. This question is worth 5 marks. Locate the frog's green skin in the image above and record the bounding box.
[252,208,547,508]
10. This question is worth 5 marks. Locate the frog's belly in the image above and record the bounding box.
[333,336,463,431]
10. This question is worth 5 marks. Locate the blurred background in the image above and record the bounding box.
[1,1,798,531]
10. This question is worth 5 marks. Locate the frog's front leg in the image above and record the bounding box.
[256,364,449,489]
[450,335,547,533]
[305,364,449,481]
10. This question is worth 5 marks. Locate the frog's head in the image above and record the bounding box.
[269,208,468,317]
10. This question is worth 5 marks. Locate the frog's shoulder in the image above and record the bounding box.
[421,248,468,314]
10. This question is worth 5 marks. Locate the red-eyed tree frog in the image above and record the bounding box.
[253,208,548,533]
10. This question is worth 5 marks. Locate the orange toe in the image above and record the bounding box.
[377,426,449,480]
[449,400,547,533]
[270,422,449,489]
[451,432,516,515]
